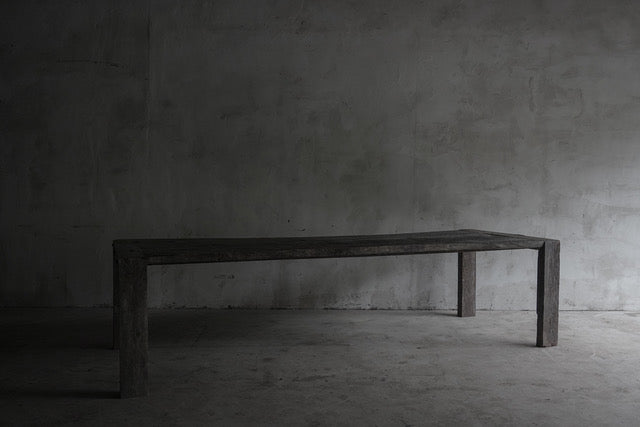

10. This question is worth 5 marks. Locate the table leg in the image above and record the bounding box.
[113,250,119,350]
[118,257,149,398]
[458,251,476,317]
[536,240,560,347]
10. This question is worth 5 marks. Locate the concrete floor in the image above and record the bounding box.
[2,309,640,426]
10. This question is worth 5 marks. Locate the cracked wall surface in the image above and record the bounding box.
[2,0,640,309]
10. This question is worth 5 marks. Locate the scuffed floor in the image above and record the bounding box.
[2,309,640,426]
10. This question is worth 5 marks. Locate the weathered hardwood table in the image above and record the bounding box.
[113,229,559,398]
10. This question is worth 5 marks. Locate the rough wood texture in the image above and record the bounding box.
[113,229,547,265]
[112,250,119,350]
[458,251,476,317]
[113,229,559,398]
[537,240,560,347]
[118,257,149,398]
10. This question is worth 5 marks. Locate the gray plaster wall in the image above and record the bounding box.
[2,0,640,310]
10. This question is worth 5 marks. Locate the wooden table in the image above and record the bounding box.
[113,229,559,398]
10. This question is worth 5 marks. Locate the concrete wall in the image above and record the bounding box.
[3,0,640,310]
[1,0,150,306]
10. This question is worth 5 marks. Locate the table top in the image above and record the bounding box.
[114,229,556,265]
